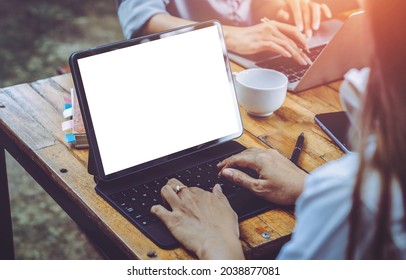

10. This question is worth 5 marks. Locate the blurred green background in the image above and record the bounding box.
[1,0,123,259]
[0,0,122,87]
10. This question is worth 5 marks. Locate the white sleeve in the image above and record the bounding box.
[339,67,370,125]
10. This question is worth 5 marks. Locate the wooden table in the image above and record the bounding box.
[0,62,344,260]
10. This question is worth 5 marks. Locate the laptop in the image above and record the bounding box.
[229,11,368,92]
[69,21,275,249]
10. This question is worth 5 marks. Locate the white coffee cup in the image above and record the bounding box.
[233,68,288,117]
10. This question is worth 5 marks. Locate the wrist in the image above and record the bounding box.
[222,26,240,54]
[196,234,244,260]
[289,170,307,203]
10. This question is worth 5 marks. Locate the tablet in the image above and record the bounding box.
[314,111,352,153]
[69,21,243,180]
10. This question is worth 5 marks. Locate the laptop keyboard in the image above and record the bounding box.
[256,44,326,83]
[108,155,256,227]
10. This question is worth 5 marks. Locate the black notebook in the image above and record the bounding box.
[69,21,275,249]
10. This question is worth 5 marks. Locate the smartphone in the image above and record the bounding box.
[314,111,352,153]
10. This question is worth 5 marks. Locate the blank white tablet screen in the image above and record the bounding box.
[78,25,241,175]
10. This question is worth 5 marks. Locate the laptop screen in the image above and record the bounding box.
[71,22,242,178]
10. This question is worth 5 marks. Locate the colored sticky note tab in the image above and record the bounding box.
[63,96,72,104]
[63,108,73,118]
[62,120,73,131]
[64,103,72,110]
[65,133,76,143]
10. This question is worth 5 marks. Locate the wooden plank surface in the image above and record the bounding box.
[230,63,345,173]
[0,88,55,150]
[236,93,344,172]
[0,68,344,259]
[327,80,343,92]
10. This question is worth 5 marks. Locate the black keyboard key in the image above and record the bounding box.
[124,206,136,214]
[140,214,158,226]
[108,155,264,226]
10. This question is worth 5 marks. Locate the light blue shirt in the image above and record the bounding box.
[278,68,406,259]
[277,151,406,259]
[278,153,358,259]
[117,0,254,38]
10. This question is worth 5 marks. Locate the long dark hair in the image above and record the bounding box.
[347,0,406,259]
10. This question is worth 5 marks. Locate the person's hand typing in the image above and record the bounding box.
[151,178,244,260]
[224,21,312,65]
[276,0,332,37]
[218,148,307,205]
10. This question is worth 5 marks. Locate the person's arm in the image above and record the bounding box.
[150,148,306,259]
[218,147,307,205]
[141,13,195,35]
[119,0,311,64]
[277,154,358,259]
[144,14,311,65]
[117,0,170,38]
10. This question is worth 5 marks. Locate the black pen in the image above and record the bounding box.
[291,132,304,165]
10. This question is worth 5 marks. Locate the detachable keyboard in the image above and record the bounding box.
[256,44,326,83]
[108,155,264,227]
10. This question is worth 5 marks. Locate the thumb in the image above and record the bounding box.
[151,204,172,223]
[212,183,225,198]
[221,168,259,190]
